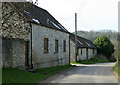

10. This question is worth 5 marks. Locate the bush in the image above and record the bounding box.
[93,35,114,59]
[109,56,116,62]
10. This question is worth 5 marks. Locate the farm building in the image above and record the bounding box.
[70,33,97,61]
[2,2,70,69]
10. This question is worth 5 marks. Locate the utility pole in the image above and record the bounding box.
[75,13,77,62]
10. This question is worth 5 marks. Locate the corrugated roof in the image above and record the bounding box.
[70,33,97,49]
[10,2,69,33]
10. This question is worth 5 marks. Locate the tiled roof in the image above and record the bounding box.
[10,2,69,33]
[70,33,97,49]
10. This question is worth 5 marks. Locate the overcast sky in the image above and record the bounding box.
[35,0,119,32]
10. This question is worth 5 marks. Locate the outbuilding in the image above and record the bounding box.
[70,33,97,61]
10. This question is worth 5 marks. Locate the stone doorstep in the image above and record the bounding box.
[113,69,120,84]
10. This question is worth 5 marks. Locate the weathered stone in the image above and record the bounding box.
[2,38,25,68]
[2,3,30,40]
[70,40,97,61]
[31,24,69,69]
[2,2,70,69]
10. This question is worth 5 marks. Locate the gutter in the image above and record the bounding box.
[29,22,33,70]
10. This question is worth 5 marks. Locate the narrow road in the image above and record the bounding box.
[40,62,118,83]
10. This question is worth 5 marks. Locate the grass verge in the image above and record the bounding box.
[113,61,120,76]
[2,64,72,83]
[71,57,109,64]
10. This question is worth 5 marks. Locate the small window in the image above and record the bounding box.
[44,38,49,53]
[55,39,58,53]
[93,49,94,54]
[81,48,82,55]
[63,40,66,52]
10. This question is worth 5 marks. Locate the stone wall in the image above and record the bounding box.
[78,48,97,60]
[70,39,97,61]
[78,48,87,60]
[2,2,30,40]
[88,48,94,59]
[2,38,12,67]
[2,38,25,68]
[2,3,29,68]
[11,39,25,68]
[31,24,70,69]
[94,49,97,56]
[70,40,75,62]
[0,37,2,68]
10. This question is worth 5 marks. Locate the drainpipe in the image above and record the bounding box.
[69,34,70,65]
[29,22,33,70]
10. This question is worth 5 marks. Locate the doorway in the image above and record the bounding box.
[86,48,88,60]
[25,41,29,67]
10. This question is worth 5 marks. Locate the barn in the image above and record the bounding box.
[2,2,70,69]
[70,33,97,61]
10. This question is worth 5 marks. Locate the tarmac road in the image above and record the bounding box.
[40,62,118,84]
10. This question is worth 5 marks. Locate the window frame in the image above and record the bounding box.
[55,39,58,53]
[93,49,94,54]
[63,40,66,52]
[81,48,82,55]
[44,38,49,53]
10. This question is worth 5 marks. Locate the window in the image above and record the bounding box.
[44,38,49,53]
[93,49,94,54]
[63,40,66,52]
[81,48,82,55]
[55,39,58,53]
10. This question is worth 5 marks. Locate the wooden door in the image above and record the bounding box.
[25,41,29,67]
[86,48,88,60]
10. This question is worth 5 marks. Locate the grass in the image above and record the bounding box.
[2,64,72,84]
[71,57,109,64]
[113,61,120,76]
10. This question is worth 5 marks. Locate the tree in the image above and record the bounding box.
[93,35,114,59]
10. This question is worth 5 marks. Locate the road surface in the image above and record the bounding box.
[40,63,118,83]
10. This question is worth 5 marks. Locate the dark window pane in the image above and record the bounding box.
[44,38,49,53]
[55,39,58,53]
[63,40,66,52]
[81,48,82,55]
[93,49,94,54]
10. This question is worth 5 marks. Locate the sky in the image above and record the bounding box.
[33,0,119,32]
